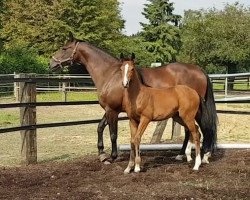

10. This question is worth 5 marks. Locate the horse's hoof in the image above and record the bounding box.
[193,166,199,171]
[134,166,140,173]
[99,153,109,163]
[104,160,111,165]
[202,158,209,164]
[202,152,211,164]
[175,155,184,161]
[124,168,131,174]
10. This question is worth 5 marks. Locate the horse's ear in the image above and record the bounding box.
[131,53,135,60]
[69,32,74,42]
[120,53,124,61]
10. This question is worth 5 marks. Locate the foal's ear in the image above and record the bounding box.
[120,53,124,61]
[131,53,135,60]
[69,32,74,42]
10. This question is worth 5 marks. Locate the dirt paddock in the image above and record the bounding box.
[0,149,249,200]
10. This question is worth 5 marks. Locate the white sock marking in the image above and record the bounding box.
[193,153,201,170]
[185,141,193,162]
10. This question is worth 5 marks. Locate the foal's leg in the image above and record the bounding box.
[185,121,201,170]
[106,109,119,161]
[134,116,150,173]
[97,114,108,162]
[124,120,138,174]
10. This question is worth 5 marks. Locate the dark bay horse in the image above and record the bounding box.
[120,54,204,172]
[49,33,217,163]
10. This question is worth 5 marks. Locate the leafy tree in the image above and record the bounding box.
[0,42,48,74]
[140,0,181,64]
[179,3,250,74]
[0,0,124,56]
[110,34,155,67]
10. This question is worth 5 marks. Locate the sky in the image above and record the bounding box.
[119,0,250,35]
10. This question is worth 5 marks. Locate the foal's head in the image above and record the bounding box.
[120,53,136,88]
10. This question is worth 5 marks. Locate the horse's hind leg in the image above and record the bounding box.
[175,129,190,161]
[185,121,201,170]
[106,109,119,161]
[97,114,108,162]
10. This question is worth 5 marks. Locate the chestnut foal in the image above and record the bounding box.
[121,54,202,173]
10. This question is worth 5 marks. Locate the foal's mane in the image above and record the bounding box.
[122,57,150,87]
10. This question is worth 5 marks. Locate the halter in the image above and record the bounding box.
[52,42,80,68]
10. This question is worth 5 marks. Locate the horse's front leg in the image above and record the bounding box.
[106,109,119,161]
[134,116,150,173]
[97,114,108,162]
[124,119,138,174]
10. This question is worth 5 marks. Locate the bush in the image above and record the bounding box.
[0,43,49,74]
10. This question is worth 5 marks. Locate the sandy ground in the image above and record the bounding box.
[0,149,249,200]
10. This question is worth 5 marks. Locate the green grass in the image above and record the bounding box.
[213,83,250,90]
[37,91,98,102]
[0,91,98,128]
[0,111,19,128]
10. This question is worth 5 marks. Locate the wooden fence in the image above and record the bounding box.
[0,74,250,165]
[1,72,250,100]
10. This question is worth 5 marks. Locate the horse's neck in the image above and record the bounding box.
[77,43,120,91]
[126,70,143,103]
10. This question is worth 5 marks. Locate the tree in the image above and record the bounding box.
[140,0,181,64]
[179,3,250,74]
[0,0,124,56]
[0,0,7,51]
[110,34,155,67]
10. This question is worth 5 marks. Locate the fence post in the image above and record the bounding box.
[225,77,228,97]
[171,120,181,140]
[14,73,20,102]
[19,73,37,165]
[62,82,67,102]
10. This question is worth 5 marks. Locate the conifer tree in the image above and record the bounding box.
[140,0,181,63]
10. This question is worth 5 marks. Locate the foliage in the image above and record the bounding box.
[140,0,181,63]
[109,34,155,67]
[0,42,48,74]
[179,3,250,74]
[0,0,124,56]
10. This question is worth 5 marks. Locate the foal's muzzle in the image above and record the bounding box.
[122,81,129,88]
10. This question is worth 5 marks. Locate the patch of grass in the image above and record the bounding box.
[0,110,19,128]
[213,82,250,91]
[37,91,98,102]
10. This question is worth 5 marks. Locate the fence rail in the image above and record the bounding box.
[1,72,249,98]
[0,73,250,165]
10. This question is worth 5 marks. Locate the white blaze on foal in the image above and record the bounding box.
[123,64,129,87]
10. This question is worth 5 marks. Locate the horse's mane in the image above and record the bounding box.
[76,39,119,63]
[137,68,151,87]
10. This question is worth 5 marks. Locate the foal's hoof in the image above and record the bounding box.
[124,167,131,174]
[134,166,140,173]
[192,166,199,171]
[175,155,184,161]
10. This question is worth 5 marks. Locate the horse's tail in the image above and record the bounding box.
[198,74,218,154]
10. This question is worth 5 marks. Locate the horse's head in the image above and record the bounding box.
[120,53,135,88]
[49,32,80,72]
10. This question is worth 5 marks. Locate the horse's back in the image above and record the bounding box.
[140,62,207,97]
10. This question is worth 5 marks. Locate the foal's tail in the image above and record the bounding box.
[198,74,218,154]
